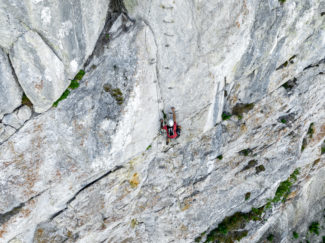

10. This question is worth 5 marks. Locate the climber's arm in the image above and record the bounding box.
[171,107,176,123]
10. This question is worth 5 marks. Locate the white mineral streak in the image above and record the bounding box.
[0,0,325,243]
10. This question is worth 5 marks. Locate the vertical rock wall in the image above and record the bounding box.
[0,49,22,119]
[0,0,110,113]
[0,0,324,243]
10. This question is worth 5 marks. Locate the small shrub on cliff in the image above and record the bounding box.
[272,168,299,203]
[68,79,79,89]
[293,231,299,239]
[68,70,85,89]
[103,84,124,105]
[53,90,70,107]
[309,221,319,235]
[196,169,301,243]
[241,160,257,171]
[280,118,287,124]
[74,69,85,81]
[307,123,314,138]
[53,69,85,107]
[222,112,232,120]
[301,138,307,151]
[22,93,33,108]
[203,206,263,242]
[255,165,265,174]
[239,148,253,156]
[267,234,274,241]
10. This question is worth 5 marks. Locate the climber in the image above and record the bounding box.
[160,107,181,145]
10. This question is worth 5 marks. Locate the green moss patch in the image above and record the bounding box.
[245,192,251,201]
[309,222,319,235]
[282,77,297,91]
[203,206,264,243]
[195,232,206,243]
[22,93,33,108]
[307,123,314,138]
[232,103,254,118]
[241,160,257,171]
[255,165,265,174]
[68,69,85,89]
[293,231,299,239]
[277,55,296,70]
[196,168,300,243]
[68,79,80,90]
[74,69,85,81]
[53,90,70,107]
[280,118,287,124]
[267,234,274,241]
[301,138,307,151]
[271,169,299,203]
[239,148,253,156]
[222,112,232,120]
[53,69,85,107]
[103,84,124,105]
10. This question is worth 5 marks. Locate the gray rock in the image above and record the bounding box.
[0,5,26,50]
[1,0,110,76]
[9,31,66,113]
[2,106,31,129]
[0,0,325,243]
[0,125,16,143]
[17,105,32,123]
[2,114,20,130]
[0,48,22,120]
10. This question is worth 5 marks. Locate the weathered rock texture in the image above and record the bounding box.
[1,0,109,112]
[0,0,325,243]
[9,31,66,113]
[0,49,22,120]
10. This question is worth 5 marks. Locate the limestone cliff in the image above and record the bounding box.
[0,0,325,242]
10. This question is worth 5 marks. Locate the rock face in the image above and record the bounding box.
[9,31,66,113]
[0,49,22,120]
[0,0,110,113]
[2,106,32,130]
[1,0,109,74]
[0,0,325,243]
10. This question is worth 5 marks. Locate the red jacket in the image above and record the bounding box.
[163,123,178,139]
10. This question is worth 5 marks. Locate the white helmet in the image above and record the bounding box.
[168,119,174,127]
